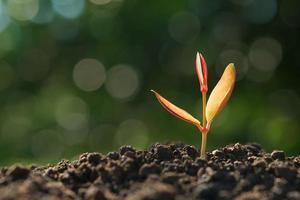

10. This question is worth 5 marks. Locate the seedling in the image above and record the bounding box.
[151,52,236,159]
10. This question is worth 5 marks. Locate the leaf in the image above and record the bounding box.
[206,63,236,124]
[151,90,201,126]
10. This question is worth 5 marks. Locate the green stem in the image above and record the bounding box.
[202,92,207,127]
[200,92,207,159]
[200,133,207,159]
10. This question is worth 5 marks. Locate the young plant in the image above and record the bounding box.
[151,52,236,159]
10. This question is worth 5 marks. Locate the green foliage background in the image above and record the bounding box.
[0,0,299,165]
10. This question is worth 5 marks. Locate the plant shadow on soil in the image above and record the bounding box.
[0,143,299,200]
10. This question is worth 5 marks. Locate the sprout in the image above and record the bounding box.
[151,52,236,159]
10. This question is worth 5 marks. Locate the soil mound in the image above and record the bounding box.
[0,143,299,200]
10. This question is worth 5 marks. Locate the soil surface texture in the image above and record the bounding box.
[0,143,299,200]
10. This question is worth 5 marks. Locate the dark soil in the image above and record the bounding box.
[0,143,299,200]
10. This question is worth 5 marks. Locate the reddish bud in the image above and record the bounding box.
[195,52,208,93]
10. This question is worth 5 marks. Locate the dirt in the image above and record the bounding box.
[0,143,299,200]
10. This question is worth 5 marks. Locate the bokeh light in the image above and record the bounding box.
[168,12,200,44]
[52,0,85,19]
[73,58,106,92]
[31,0,54,24]
[212,13,243,44]
[188,0,221,17]
[249,37,282,72]
[105,64,139,100]
[115,119,149,149]
[0,1,10,33]
[55,96,89,131]
[247,37,282,82]
[8,0,39,21]
[243,0,277,24]
[0,23,20,56]
[90,0,113,6]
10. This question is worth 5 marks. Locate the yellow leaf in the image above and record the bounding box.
[206,63,236,124]
[151,90,201,126]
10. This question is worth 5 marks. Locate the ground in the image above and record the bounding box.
[0,143,299,200]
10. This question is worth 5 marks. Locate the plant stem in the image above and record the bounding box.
[200,91,207,159]
[202,92,207,127]
[200,133,207,159]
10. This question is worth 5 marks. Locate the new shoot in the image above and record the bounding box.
[151,52,236,159]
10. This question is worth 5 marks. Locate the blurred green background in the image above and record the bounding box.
[0,0,299,165]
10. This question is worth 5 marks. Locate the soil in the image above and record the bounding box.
[0,143,299,200]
